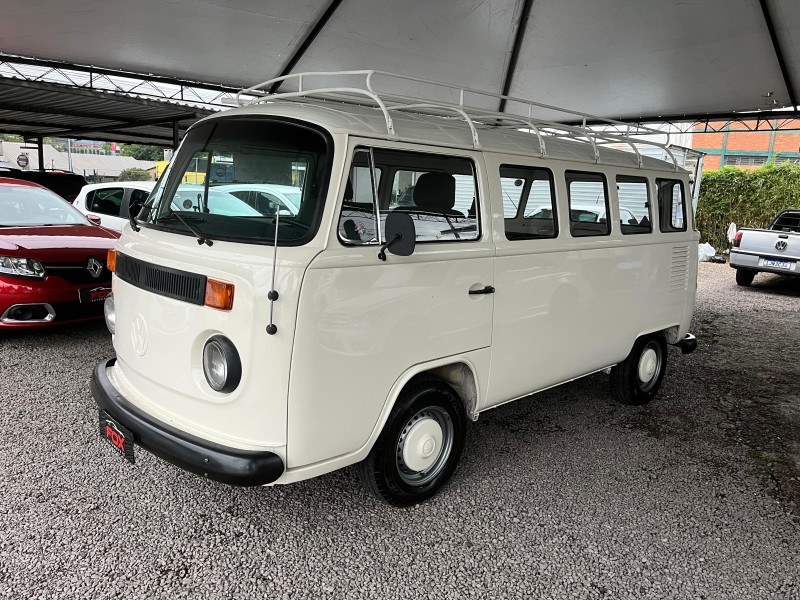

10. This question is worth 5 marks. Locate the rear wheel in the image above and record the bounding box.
[360,380,466,507]
[610,333,667,405]
[735,269,756,286]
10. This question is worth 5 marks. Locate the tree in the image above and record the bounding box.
[118,168,152,181]
[120,144,164,161]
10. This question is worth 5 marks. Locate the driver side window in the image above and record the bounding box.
[338,147,480,245]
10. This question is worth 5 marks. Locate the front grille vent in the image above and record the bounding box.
[44,261,111,285]
[116,254,206,305]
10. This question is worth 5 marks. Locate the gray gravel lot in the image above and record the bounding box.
[1,262,799,599]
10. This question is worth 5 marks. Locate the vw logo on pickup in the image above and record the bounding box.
[775,240,788,251]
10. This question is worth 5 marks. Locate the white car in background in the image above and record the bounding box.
[73,181,156,232]
[212,183,301,216]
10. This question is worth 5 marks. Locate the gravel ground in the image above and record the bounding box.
[1,262,799,599]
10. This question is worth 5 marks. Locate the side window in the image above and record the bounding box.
[657,179,687,232]
[339,147,479,244]
[500,165,557,240]
[617,176,652,235]
[338,149,382,244]
[565,171,610,237]
[86,188,124,217]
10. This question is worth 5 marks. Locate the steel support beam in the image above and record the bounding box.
[498,0,534,114]
[0,54,238,94]
[36,137,44,171]
[269,0,343,94]
[758,0,798,109]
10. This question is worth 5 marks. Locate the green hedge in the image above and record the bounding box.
[696,162,800,250]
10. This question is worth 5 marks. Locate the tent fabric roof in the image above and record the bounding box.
[1,0,799,140]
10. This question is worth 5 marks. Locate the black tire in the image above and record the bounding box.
[735,269,756,287]
[359,380,466,507]
[610,333,667,405]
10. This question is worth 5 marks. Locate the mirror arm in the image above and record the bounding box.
[377,232,402,261]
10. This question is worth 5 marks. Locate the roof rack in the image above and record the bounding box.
[236,70,680,170]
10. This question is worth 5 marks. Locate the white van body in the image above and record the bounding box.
[92,72,698,506]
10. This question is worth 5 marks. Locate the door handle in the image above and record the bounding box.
[469,285,495,295]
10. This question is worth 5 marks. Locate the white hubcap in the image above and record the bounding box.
[638,348,658,383]
[402,418,444,472]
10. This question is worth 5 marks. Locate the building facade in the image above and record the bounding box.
[692,120,800,170]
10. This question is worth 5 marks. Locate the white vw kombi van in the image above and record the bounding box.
[92,72,698,506]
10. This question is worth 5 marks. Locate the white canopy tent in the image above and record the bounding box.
[1,0,798,124]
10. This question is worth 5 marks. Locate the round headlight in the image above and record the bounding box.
[202,335,241,393]
[104,294,116,335]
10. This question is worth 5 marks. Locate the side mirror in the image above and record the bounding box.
[87,214,102,225]
[378,212,416,261]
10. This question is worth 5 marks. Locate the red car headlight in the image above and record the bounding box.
[0,256,46,279]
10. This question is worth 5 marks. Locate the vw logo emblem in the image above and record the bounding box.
[131,314,149,356]
[775,240,788,251]
[86,257,104,278]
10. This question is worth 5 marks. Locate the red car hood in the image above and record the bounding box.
[0,225,119,261]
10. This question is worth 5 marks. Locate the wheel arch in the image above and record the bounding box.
[403,362,479,422]
[276,354,485,485]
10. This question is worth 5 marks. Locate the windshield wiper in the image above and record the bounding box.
[157,212,213,246]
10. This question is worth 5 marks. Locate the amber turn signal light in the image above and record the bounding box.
[205,278,235,310]
[107,249,117,273]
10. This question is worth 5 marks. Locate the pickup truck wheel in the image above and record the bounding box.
[359,380,466,507]
[610,333,667,405]
[735,269,756,286]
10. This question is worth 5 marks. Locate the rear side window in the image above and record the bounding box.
[86,188,124,217]
[657,179,687,232]
[338,147,479,244]
[617,176,652,235]
[566,171,610,237]
[500,165,557,240]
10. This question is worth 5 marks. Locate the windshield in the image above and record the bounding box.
[0,184,89,227]
[140,118,331,245]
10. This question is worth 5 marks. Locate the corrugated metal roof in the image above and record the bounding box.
[0,77,215,146]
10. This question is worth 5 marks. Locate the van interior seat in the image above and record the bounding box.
[412,172,464,218]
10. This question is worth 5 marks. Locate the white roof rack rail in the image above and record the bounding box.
[236,70,680,170]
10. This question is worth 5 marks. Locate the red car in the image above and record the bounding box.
[0,177,119,329]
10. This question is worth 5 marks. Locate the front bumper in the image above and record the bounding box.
[91,358,284,486]
[0,275,109,328]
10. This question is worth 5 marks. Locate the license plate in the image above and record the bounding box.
[762,258,792,270]
[79,287,112,303]
[99,410,135,463]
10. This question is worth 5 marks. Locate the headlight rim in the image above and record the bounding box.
[202,334,242,394]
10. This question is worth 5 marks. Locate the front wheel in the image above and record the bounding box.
[359,380,466,507]
[610,333,667,405]
[735,269,756,286]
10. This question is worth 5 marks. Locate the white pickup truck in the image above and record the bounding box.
[730,209,800,286]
